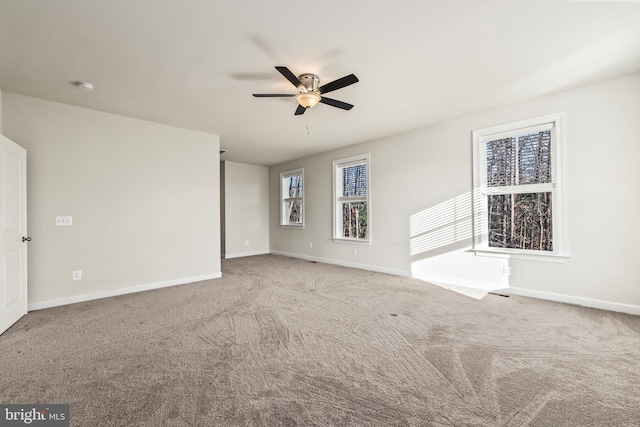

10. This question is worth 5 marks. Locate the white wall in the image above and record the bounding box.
[0,87,3,133]
[2,93,221,307]
[222,161,269,258]
[270,73,640,311]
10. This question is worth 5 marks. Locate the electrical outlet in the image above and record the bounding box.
[245,240,250,246]
[56,216,73,226]
[503,266,511,276]
[309,242,313,248]
[353,249,357,256]
[72,270,82,280]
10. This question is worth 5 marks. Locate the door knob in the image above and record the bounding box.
[22,237,31,242]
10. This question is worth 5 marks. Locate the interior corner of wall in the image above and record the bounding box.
[0,87,4,134]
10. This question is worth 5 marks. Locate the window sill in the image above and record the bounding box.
[280,224,304,229]
[332,237,371,246]
[470,249,569,263]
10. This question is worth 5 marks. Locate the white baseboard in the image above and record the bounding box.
[499,287,640,316]
[27,272,222,311]
[271,251,640,316]
[224,250,270,259]
[269,250,410,277]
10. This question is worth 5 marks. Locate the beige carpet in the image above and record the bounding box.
[1,254,639,426]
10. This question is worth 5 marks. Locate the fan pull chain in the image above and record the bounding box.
[306,117,310,136]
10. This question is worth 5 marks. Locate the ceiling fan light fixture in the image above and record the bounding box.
[295,92,321,109]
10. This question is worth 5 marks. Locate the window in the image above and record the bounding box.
[333,154,370,243]
[280,168,304,227]
[472,113,567,260]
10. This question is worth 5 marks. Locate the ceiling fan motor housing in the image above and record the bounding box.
[298,73,319,92]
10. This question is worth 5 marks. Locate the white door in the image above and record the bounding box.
[0,134,28,335]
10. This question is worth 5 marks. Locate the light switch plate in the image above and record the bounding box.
[56,216,72,226]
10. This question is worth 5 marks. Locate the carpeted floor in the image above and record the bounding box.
[1,254,639,426]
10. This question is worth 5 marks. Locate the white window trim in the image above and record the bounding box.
[280,168,304,228]
[332,154,371,244]
[471,113,568,262]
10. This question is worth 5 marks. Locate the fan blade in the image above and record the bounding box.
[253,94,296,97]
[319,97,354,110]
[317,74,359,94]
[275,66,304,90]
[294,105,307,115]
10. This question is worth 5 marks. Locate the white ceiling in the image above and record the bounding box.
[1,0,639,166]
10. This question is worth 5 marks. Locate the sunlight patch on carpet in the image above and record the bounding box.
[443,285,488,300]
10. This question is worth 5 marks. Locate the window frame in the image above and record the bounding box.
[471,113,568,262]
[280,168,304,228]
[332,154,371,245]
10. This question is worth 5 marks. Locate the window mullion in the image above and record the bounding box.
[483,183,554,196]
[338,196,367,202]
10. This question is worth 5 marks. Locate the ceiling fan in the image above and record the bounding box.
[252,66,359,116]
